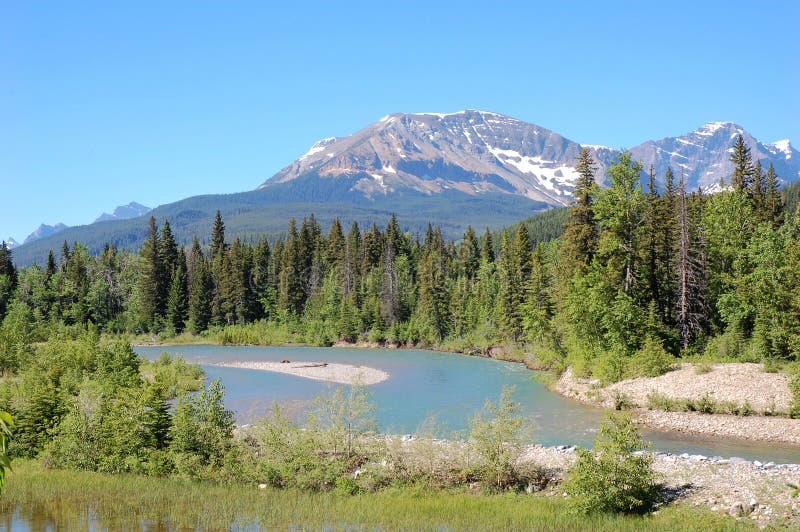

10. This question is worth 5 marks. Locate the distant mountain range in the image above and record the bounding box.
[94,201,151,223]
[13,202,151,248]
[23,223,69,245]
[10,111,798,266]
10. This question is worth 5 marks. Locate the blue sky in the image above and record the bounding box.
[2,1,798,242]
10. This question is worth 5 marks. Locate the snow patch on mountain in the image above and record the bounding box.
[769,139,792,159]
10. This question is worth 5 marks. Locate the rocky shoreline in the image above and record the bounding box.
[537,444,800,524]
[555,365,800,446]
[381,437,800,525]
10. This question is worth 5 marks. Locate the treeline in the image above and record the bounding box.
[1,134,799,380]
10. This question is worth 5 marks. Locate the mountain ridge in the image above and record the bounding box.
[11,111,799,266]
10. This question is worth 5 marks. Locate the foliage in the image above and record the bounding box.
[0,410,12,494]
[566,412,661,514]
[468,386,527,490]
[628,337,675,378]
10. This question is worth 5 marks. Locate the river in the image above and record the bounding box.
[133,345,800,464]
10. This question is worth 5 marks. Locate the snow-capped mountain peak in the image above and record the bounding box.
[258,111,800,206]
[768,139,793,160]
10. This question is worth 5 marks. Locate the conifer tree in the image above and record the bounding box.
[251,237,272,319]
[520,243,553,342]
[764,162,784,227]
[752,159,765,216]
[159,220,178,314]
[481,227,495,263]
[326,218,345,268]
[138,216,162,330]
[658,167,678,324]
[730,134,754,193]
[499,225,532,341]
[45,250,57,278]
[458,226,481,279]
[211,210,226,262]
[166,249,188,333]
[188,249,212,333]
[278,219,305,315]
[562,148,597,273]
[0,242,16,320]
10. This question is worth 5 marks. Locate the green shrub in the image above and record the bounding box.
[695,392,716,414]
[693,362,712,375]
[789,371,800,419]
[645,392,677,412]
[627,337,675,378]
[593,350,627,384]
[334,475,362,495]
[565,412,661,514]
[610,390,634,411]
[468,386,528,490]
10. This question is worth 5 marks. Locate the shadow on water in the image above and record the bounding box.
[134,345,800,464]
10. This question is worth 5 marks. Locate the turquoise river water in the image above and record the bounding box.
[134,345,800,464]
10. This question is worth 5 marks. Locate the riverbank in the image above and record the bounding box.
[206,360,390,385]
[555,365,800,446]
[522,443,800,524]
[134,335,800,446]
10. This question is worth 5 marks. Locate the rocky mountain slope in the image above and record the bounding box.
[94,201,151,223]
[11,111,798,266]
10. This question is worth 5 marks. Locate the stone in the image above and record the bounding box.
[729,502,746,517]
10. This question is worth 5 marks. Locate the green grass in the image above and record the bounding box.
[1,460,751,531]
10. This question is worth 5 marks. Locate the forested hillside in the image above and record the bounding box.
[1,136,798,382]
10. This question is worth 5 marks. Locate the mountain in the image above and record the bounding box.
[629,122,799,191]
[4,238,19,249]
[94,202,151,223]
[23,223,69,245]
[261,110,615,206]
[10,111,799,266]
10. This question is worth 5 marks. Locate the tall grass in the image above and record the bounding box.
[1,460,750,531]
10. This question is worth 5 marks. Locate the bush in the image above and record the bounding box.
[627,337,675,378]
[693,362,713,375]
[592,350,627,384]
[645,392,677,412]
[468,386,528,490]
[789,371,800,419]
[565,412,661,514]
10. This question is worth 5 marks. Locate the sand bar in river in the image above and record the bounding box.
[208,360,389,385]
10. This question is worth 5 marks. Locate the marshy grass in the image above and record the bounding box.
[1,460,751,531]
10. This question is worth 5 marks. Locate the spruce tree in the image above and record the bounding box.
[730,134,754,193]
[166,249,188,333]
[458,226,481,279]
[499,225,532,341]
[764,163,784,226]
[752,159,765,216]
[562,148,597,273]
[211,210,226,262]
[0,241,16,320]
[252,237,272,320]
[481,227,495,263]
[188,250,212,333]
[138,217,162,331]
[159,220,178,315]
